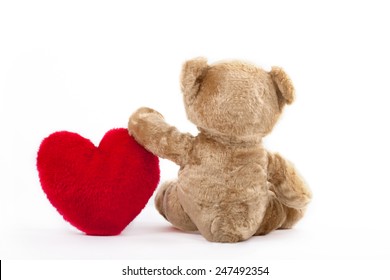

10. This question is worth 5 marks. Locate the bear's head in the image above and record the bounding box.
[180,57,295,141]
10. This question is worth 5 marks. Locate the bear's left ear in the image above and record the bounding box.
[270,67,295,108]
[180,57,209,104]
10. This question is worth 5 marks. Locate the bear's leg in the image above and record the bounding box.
[279,206,306,229]
[267,152,312,209]
[155,180,198,232]
[255,191,286,235]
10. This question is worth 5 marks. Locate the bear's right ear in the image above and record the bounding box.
[180,57,209,104]
[269,66,295,109]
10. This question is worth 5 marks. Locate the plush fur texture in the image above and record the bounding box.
[128,58,311,242]
[37,128,160,236]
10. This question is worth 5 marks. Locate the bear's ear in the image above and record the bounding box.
[270,67,295,108]
[180,57,209,103]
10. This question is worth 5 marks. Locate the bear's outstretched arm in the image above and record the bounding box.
[267,152,312,209]
[128,107,194,166]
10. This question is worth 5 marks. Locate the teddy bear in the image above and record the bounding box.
[128,57,311,242]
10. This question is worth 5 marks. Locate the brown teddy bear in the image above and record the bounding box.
[128,57,312,242]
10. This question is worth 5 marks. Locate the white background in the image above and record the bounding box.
[1,0,389,274]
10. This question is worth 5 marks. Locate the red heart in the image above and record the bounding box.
[37,128,159,236]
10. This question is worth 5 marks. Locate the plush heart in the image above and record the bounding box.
[37,128,159,236]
